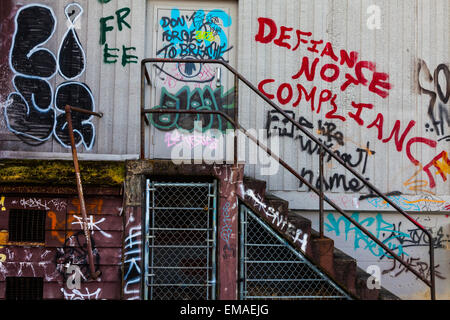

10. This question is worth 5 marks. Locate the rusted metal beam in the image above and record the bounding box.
[64,105,102,280]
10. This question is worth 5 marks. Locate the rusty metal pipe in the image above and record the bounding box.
[64,105,102,280]
[319,147,324,238]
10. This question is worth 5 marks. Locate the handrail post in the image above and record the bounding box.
[234,73,239,167]
[430,237,436,300]
[319,146,325,238]
[140,62,146,159]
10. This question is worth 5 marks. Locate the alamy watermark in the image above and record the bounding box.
[66,265,82,290]
[168,121,281,176]
[366,5,382,30]
[366,264,381,289]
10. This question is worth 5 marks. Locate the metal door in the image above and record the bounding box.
[144,179,218,300]
[145,1,238,160]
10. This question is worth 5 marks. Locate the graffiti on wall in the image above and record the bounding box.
[151,7,234,142]
[255,17,450,193]
[4,3,96,150]
[123,223,141,300]
[99,1,137,66]
[418,60,450,143]
[324,212,449,281]
[55,230,101,283]
[220,201,235,259]
[158,8,232,60]
[61,287,102,300]
[266,110,376,192]
[149,86,235,135]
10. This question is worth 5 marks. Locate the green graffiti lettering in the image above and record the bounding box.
[99,15,114,45]
[103,43,119,63]
[116,7,131,31]
[121,46,138,66]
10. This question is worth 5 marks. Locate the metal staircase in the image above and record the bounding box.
[139,58,436,300]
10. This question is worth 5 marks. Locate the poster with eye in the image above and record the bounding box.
[147,1,237,162]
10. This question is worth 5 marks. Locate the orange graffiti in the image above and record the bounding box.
[422,151,450,188]
[47,211,74,243]
[404,199,445,204]
[403,165,435,194]
[70,198,104,215]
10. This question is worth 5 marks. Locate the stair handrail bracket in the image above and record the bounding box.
[140,58,436,300]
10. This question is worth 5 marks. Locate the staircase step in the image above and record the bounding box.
[378,287,401,300]
[354,268,380,300]
[309,229,335,278]
[333,248,357,295]
[265,193,289,215]
[243,176,267,199]
[287,211,311,234]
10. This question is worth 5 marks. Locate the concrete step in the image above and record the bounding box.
[241,177,400,300]
[355,268,380,300]
[265,193,289,216]
[332,247,357,296]
[243,176,267,199]
[308,229,335,278]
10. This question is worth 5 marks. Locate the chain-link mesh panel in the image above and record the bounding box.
[240,205,350,300]
[146,181,217,300]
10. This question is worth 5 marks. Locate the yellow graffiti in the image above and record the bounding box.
[0,254,5,262]
[0,231,8,245]
[434,152,450,176]
[0,196,5,211]
[403,165,435,194]
[195,30,215,41]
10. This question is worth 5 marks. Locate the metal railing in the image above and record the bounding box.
[240,204,350,300]
[140,58,436,300]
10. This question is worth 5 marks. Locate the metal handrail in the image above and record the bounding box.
[140,58,435,300]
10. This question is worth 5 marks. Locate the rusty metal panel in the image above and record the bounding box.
[0,194,124,300]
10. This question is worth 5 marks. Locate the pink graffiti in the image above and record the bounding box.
[164,131,218,149]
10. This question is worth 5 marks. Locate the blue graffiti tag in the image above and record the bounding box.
[157,8,232,61]
[367,196,421,211]
[325,212,411,259]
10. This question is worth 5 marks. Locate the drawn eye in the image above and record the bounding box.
[204,99,212,106]
[191,101,200,108]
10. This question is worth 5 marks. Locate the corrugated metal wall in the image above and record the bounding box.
[0,0,448,197]
[0,0,145,160]
[238,0,449,199]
